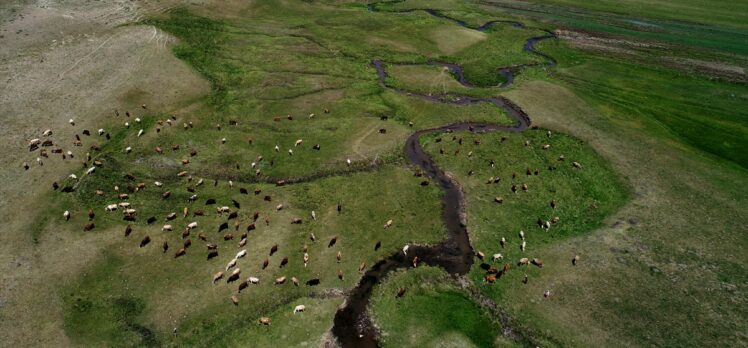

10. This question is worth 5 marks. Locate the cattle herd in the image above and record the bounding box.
[22,105,583,326]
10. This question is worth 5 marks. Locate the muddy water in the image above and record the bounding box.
[332,5,554,348]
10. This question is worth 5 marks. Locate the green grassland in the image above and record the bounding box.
[25,0,747,346]
[370,266,518,348]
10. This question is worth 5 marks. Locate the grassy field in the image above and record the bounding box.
[5,0,746,346]
[370,266,518,348]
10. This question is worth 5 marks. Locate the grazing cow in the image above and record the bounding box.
[384,219,393,229]
[125,225,132,237]
[231,296,239,306]
[494,197,504,204]
[519,230,525,240]
[238,280,248,293]
[88,208,95,220]
[374,241,381,251]
[492,253,503,262]
[162,241,169,253]
[275,276,286,285]
[338,270,344,281]
[212,272,224,284]
[162,225,173,232]
[523,274,529,284]
[166,213,177,221]
[310,233,316,242]
[336,251,342,263]
[207,250,219,260]
[522,183,528,192]
[83,222,95,231]
[187,221,198,230]
[183,239,192,249]
[181,229,190,238]
[276,204,284,211]
[292,277,299,286]
[246,223,256,232]
[500,237,506,248]
[484,274,497,283]
[518,258,530,266]
[303,253,309,267]
[240,188,248,194]
[544,290,551,298]
[262,258,269,270]
[520,241,526,252]
[328,236,337,248]
[280,257,288,268]
[270,244,278,256]
[224,233,234,241]
[238,238,247,247]
[236,250,247,259]
[258,317,271,325]
[207,243,218,250]
[140,236,151,247]
[63,210,70,221]
[175,248,186,258]
[572,255,580,266]
[502,263,510,274]
[226,259,237,271]
[306,278,320,286]
[228,268,241,283]
[291,217,302,224]
[293,305,306,314]
[572,161,582,168]
[476,251,485,260]
[359,261,366,273]
[248,277,259,284]
[396,288,407,298]
[531,258,543,268]
[162,191,171,199]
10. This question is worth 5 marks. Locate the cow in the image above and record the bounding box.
[306,278,320,286]
[531,258,543,268]
[492,253,503,262]
[291,217,302,224]
[292,277,299,286]
[228,268,241,283]
[384,219,393,229]
[236,250,247,259]
[140,236,151,247]
[238,281,249,293]
[166,213,177,221]
[338,270,344,281]
[293,305,306,314]
[175,248,186,258]
[275,276,286,285]
[88,208,95,220]
[162,225,173,232]
[572,255,580,266]
[224,233,234,241]
[262,258,269,270]
[280,257,288,268]
[83,222,95,231]
[183,239,192,249]
[248,276,259,284]
[396,288,407,298]
[231,296,239,306]
[226,259,237,271]
[518,258,530,266]
[207,250,219,260]
[258,317,271,325]
[328,236,337,248]
[484,274,497,283]
[212,272,224,284]
[269,244,278,256]
[336,251,342,263]
[125,225,132,237]
[374,241,381,251]
[303,253,309,267]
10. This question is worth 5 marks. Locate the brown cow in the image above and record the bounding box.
[140,236,151,247]
[83,222,95,231]
[270,244,278,256]
[125,225,132,237]
[175,248,186,258]
[162,241,169,253]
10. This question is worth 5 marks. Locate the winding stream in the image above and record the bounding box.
[331,3,556,347]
